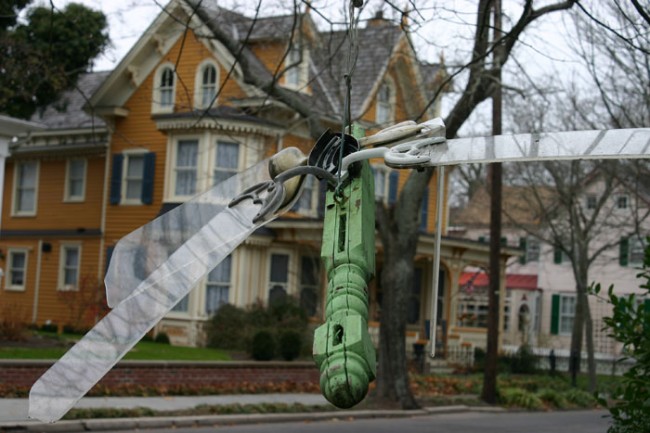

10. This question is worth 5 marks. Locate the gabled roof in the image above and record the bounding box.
[312,23,404,119]
[452,184,554,228]
[30,71,109,130]
[42,1,435,135]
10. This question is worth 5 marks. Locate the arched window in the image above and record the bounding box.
[376,80,394,125]
[159,67,174,107]
[200,64,217,108]
[153,64,175,112]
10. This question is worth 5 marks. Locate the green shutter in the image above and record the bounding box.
[478,236,486,243]
[550,294,560,335]
[519,237,527,264]
[619,237,629,266]
[553,246,562,264]
[500,236,507,246]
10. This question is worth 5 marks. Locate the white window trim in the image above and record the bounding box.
[629,237,646,266]
[210,140,243,187]
[375,77,396,126]
[64,158,87,203]
[121,149,149,205]
[559,293,576,336]
[268,250,295,302]
[152,62,176,114]
[585,194,597,210]
[616,194,629,210]
[12,160,39,217]
[204,255,233,316]
[5,248,29,291]
[58,243,82,291]
[194,59,220,110]
[295,175,318,217]
[372,164,392,205]
[526,237,540,262]
[166,135,203,202]
[165,133,244,203]
[168,292,192,317]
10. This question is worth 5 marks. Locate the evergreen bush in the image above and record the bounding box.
[510,344,538,374]
[154,332,170,344]
[592,237,650,432]
[251,330,275,361]
[278,330,302,361]
[206,304,248,350]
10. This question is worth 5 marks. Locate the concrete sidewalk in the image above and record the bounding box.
[0,395,490,433]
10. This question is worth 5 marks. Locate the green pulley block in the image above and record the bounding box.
[313,143,376,409]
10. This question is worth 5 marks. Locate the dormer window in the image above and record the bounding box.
[153,64,175,113]
[196,61,218,109]
[286,43,301,87]
[376,79,394,125]
[284,41,309,91]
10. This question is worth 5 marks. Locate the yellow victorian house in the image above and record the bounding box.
[0,0,519,359]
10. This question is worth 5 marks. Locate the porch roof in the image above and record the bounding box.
[459,272,539,291]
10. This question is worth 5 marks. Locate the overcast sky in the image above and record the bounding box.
[41,0,586,136]
[43,0,577,73]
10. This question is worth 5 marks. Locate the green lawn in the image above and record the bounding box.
[0,333,231,361]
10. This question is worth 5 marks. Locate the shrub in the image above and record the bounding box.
[510,344,538,374]
[40,322,58,333]
[278,330,302,361]
[499,387,544,410]
[206,304,248,350]
[564,388,595,408]
[0,304,29,341]
[205,297,310,359]
[537,388,567,409]
[154,332,170,344]
[251,331,275,361]
[591,238,650,432]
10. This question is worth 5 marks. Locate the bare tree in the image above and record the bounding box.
[58,0,584,408]
[374,0,579,407]
[496,0,650,392]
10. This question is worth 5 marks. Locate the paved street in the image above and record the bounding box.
[97,409,611,433]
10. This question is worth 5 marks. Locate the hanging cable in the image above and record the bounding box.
[335,0,363,199]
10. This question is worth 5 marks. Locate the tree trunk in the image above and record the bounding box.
[376,245,419,409]
[569,286,585,386]
[574,241,597,391]
[583,292,597,392]
[374,169,432,409]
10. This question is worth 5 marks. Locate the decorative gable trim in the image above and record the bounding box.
[90,0,262,113]
[154,116,282,137]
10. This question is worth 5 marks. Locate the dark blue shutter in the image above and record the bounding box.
[388,171,399,204]
[110,154,124,205]
[420,187,429,231]
[105,246,114,276]
[141,152,156,205]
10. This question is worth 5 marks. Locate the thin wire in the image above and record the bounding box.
[335,1,361,198]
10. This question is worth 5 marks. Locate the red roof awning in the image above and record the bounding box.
[459,272,538,291]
